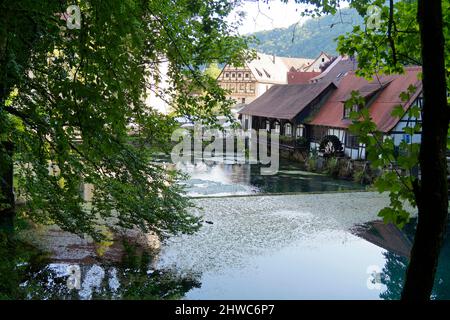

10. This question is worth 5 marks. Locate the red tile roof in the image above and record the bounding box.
[287,71,321,84]
[309,67,422,132]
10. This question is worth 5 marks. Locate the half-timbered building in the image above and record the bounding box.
[308,66,423,159]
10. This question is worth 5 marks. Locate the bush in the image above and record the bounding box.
[326,157,340,178]
[353,166,373,184]
[307,155,318,172]
[295,137,309,149]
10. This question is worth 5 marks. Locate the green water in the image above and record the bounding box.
[172,157,365,196]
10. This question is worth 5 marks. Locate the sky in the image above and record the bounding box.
[231,0,350,34]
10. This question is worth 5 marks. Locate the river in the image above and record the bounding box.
[11,156,450,300]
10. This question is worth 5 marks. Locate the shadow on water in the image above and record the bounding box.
[0,233,201,300]
[353,218,450,300]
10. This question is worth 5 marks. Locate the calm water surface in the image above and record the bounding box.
[165,156,365,196]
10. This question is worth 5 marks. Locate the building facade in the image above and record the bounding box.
[239,66,423,160]
[308,67,423,159]
[217,52,314,107]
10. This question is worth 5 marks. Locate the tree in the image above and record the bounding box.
[294,0,449,300]
[204,62,222,80]
[0,0,250,240]
[270,0,448,299]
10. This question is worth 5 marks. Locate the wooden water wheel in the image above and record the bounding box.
[319,135,344,157]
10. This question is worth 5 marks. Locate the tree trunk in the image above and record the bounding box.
[401,0,449,300]
[0,141,14,233]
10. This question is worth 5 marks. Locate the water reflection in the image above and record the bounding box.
[157,193,398,299]
[79,156,365,199]
[0,235,201,300]
[353,218,450,300]
[27,264,202,300]
[170,157,364,196]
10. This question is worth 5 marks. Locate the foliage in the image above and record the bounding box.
[0,0,251,240]
[344,89,420,227]
[325,157,340,177]
[203,62,222,80]
[0,231,51,299]
[352,165,370,184]
[306,154,318,172]
[334,0,449,228]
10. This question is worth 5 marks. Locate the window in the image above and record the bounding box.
[274,122,280,134]
[255,68,263,77]
[402,134,411,144]
[241,98,246,104]
[249,83,255,93]
[244,118,249,130]
[245,73,250,78]
[225,73,229,78]
[231,73,236,78]
[296,124,304,138]
[344,104,360,119]
[322,57,325,62]
[345,133,359,148]
[238,73,242,78]
[284,123,292,136]
[239,83,245,92]
[263,69,271,78]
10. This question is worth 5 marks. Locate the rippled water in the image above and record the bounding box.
[157,193,420,300]
[9,157,449,300]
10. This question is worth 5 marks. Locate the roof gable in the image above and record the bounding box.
[309,67,423,132]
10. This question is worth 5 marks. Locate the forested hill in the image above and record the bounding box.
[249,8,363,58]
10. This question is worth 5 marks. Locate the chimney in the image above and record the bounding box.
[272,54,275,63]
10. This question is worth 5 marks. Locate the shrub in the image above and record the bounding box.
[326,157,340,178]
[307,155,318,172]
[353,166,373,184]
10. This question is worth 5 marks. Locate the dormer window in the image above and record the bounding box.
[342,82,391,119]
[263,69,271,78]
[343,104,361,119]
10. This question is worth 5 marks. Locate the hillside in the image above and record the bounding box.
[250,8,363,58]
